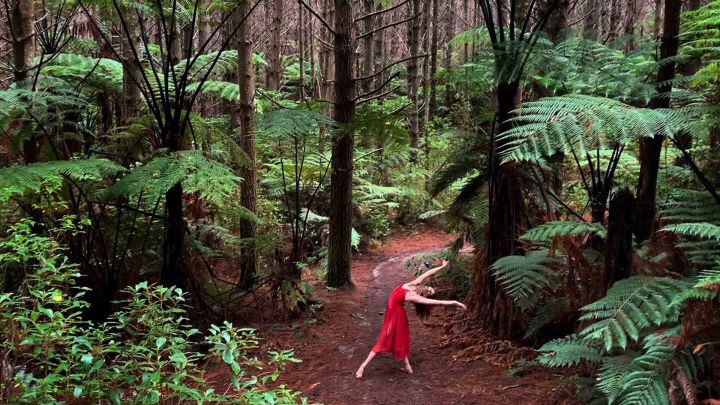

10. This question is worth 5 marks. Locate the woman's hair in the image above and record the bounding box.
[413,285,433,320]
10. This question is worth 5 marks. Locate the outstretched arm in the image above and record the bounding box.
[407,260,449,286]
[405,292,466,310]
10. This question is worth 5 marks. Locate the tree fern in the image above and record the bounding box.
[491,249,561,309]
[662,222,720,240]
[617,334,675,405]
[103,151,240,207]
[578,277,688,351]
[538,335,602,367]
[497,95,672,164]
[0,159,125,202]
[521,221,607,242]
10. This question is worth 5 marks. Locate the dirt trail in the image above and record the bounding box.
[258,231,570,404]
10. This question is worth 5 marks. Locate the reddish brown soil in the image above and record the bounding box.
[254,230,574,404]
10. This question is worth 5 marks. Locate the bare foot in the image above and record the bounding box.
[403,365,413,374]
[355,368,364,378]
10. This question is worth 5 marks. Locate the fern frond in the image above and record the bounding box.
[491,249,561,309]
[521,221,607,242]
[538,335,602,367]
[662,222,720,240]
[579,276,688,351]
[0,159,125,202]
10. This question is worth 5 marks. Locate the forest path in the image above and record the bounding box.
[258,230,570,404]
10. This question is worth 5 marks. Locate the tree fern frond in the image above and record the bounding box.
[538,335,602,367]
[491,249,561,309]
[662,222,720,240]
[579,277,688,351]
[0,159,125,202]
[521,221,607,242]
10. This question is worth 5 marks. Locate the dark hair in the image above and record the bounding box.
[413,286,433,320]
[413,302,432,320]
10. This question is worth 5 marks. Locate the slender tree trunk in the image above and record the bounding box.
[583,0,599,39]
[653,0,663,38]
[234,0,257,287]
[120,11,141,124]
[429,0,439,116]
[634,0,681,242]
[266,0,283,90]
[11,0,38,163]
[542,0,569,42]
[407,0,421,163]
[606,0,620,42]
[326,0,355,287]
[444,3,455,107]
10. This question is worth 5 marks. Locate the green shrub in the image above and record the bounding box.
[0,220,305,404]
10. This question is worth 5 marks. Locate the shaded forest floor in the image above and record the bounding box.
[243,230,578,404]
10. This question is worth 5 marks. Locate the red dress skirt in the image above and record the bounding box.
[372,284,411,360]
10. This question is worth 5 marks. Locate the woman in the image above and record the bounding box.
[355,259,466,378]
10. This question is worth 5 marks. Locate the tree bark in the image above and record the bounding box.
[326,0,355,287]
[542,0,569,42]
[11,0,39,163]
[583,0,599,39]
[429,0,439,116]
[472,80,526,340]
[266,0,283,90]
[634,0,681,242]
[120,11,141,124]
[235,0,258,287]
[407,0,421,163]
[444,2,455,107]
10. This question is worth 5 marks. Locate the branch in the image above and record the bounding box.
[355,54,427,82]
[299,0,335,35]
[355,0,410,22]
[353,72,399,101]
[357,85,400,105]
[357,12,421,40]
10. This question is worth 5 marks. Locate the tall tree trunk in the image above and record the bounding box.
[542,0,569,42]
[444,2,455,107]
[326,0,355,287]
[266,0,283,90]
[11,0,38,163]
[120,12,141,124]
[583,0,599,39]
[429,0,439,116]
[235,0,257,287]
[606,0,620,42]
[407,0,421,163]
[653,0,663,38]
[634,0,681,242]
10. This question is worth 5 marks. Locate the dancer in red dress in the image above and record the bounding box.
[355,260,466,378]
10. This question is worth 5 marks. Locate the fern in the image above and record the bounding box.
[661,222,720,240]
[617,334,675,405]
[103,151,240,207]
[538,335,602,367]
[491,249,561,309]
[0,159,125,202]
[579,276,688,351]
[521,221,607,242]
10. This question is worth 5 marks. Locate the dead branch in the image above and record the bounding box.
[357,12,421,40]
[298,0,335,35]
[354,0,410,22]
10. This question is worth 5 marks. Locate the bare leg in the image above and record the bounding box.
[402,356,413,374]
[355,351,377,378]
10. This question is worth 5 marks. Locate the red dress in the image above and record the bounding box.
[372,284,411,360]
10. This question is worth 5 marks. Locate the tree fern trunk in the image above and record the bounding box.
[471,80,526,340]
[326,0,355,288]
[162,182,186,288]
[634,0,681,242]
[604,188,635,292]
